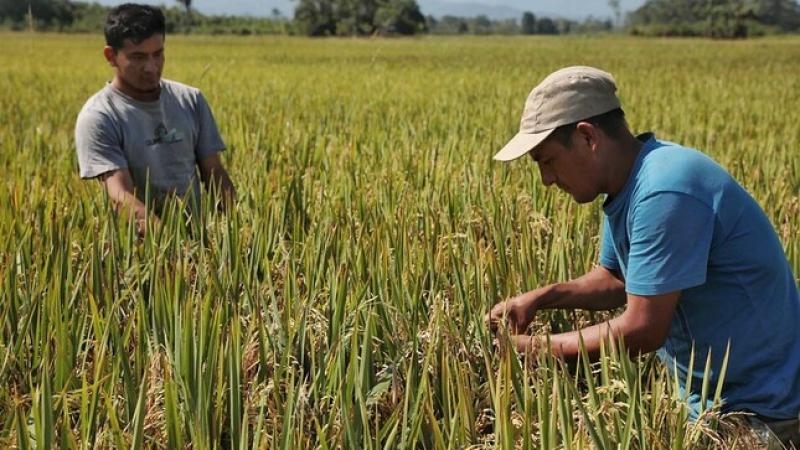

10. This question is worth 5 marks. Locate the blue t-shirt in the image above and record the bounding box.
[600,133,800,419]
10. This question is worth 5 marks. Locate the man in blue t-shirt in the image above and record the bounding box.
[487,66,800,446]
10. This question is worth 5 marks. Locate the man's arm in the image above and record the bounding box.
[98,169,157,235]
[513,290,680,360]
[487,265,626,334]
[198,153,236,210]
[535,265,627,311]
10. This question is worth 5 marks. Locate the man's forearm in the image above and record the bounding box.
[100,169,157,234]
[544,319,623,361]
[216,170,236,206]
[111,191,145,216]
[487,266,627,335]
[516,317,647,362]
[535,266,627,312]
[515,290,681,362]
[198,154,236,210]
[109,189,153,230]
[204,168,236,209]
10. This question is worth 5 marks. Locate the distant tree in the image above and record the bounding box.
[432,15,469,34]
[608,0,621,28]
[456,18,467,33]
[425,14,437,30]
[440,15,465,34]
[375,0,426,35]
[427,12,570,35]
[294,0,336,35]
[470,14,492,34]
[747,0,800,31]
[69,2,111,31]
[629,0,800,37]
[555,17,574,34]
[493,18,520,34]
[294,0,423,36]
[175,0,192,28]
[0,0,74,29]
[535,17,558,34]
[574,16,613,33]
[521,11,536,34]
[333,0,379,35]
[0,1,293,35]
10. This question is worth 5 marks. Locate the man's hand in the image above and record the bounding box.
[491,334,541,367]
[510,334,539,355]
[486,288,546,335]
[198,153,236,210]
[486,267,627,336]
[98,169,157,237]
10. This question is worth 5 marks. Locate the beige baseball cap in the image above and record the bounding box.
[494,66,621,161]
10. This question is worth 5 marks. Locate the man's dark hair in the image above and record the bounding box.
[548,107,628,147]
[104,3,166,50]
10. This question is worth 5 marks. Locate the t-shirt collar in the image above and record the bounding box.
[603,132,657,214]
[105,80,164,109]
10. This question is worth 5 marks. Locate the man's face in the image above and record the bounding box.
[528,130,601,204]
[105,33,165,95]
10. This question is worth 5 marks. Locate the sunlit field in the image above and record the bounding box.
[1,32,798,449]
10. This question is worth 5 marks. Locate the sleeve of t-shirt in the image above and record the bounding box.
[75,109,127,179]
[194,92,226,159]
[599,216,620,271]
[625,191,715,296]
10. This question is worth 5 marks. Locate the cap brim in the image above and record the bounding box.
[493,130,553,161]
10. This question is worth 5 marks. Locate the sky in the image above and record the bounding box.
[91,0,648,21]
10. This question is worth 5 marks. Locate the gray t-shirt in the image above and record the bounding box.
[75,79,225,211]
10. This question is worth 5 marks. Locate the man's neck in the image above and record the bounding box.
[112,76,161,102]
[605,134,644,198]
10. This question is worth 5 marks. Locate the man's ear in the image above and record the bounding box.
[575,121,601,151]
[103,46,117,67]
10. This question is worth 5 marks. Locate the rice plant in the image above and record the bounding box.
[0,32,797,449]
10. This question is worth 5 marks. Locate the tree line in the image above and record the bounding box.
[0,0,613,36]
[0,0,289,34]
[2,0,799,37]
[628,0,800,38]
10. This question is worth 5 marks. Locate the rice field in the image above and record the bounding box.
[0,32,798,449]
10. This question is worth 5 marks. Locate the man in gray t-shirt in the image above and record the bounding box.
[76,4,235,233]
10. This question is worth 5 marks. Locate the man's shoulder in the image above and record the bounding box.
[161,79,203,101]
[644,139,712,170]
[160,79,213,117]
[635,140,730,201]
[77,85,119,129]
[78,84,114,115]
